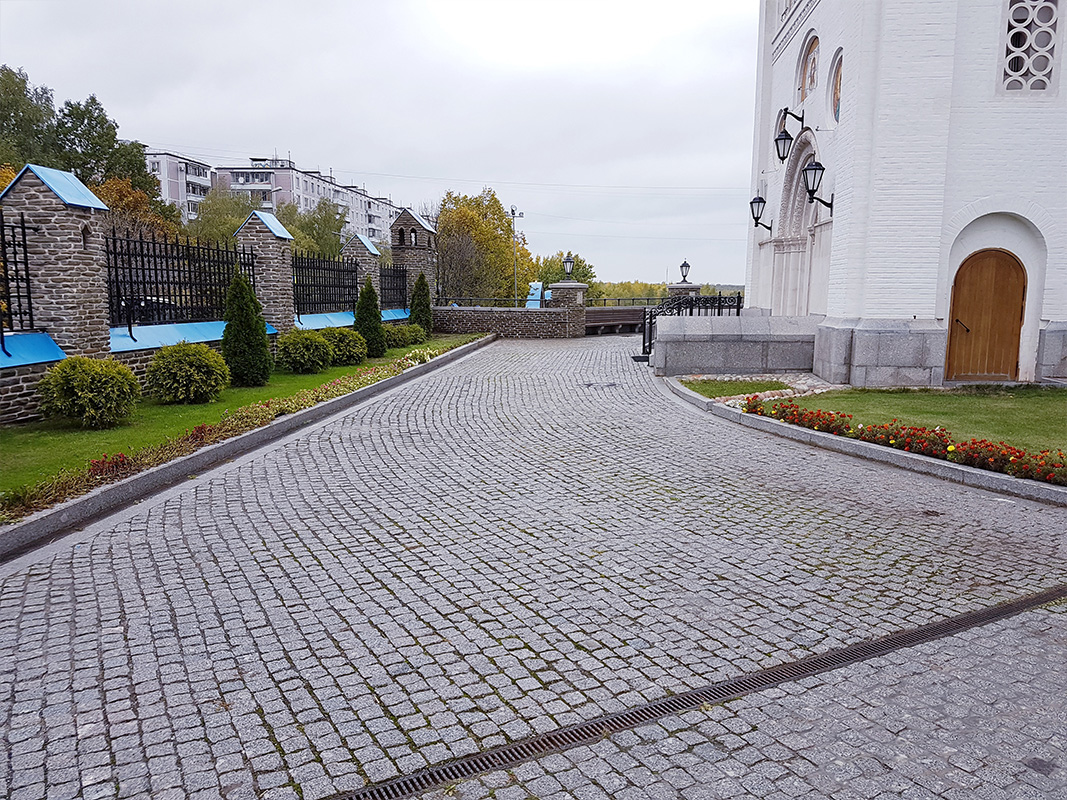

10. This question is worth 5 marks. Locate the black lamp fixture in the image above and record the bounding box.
[563,254,574,278]
[774,108,805,162]
[801,159,834,214]
[679,259,691,282]
[749,195,772,232]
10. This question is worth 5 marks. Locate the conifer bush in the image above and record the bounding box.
[320,327,367,366]
[37,356,141,429]
[276,329,334,373]
[355,277,386,358]
[382,324,427,349]
[410,272,433,336]
[222,271,273,387]
[145,342,230,404]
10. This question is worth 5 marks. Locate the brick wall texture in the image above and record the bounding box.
[235,219,294,335]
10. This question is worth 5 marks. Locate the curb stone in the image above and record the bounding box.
[0,334,499,562]
[664,376,1067,508]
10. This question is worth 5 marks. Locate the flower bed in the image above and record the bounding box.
[742,396,1067,487]
[0,347,448,523]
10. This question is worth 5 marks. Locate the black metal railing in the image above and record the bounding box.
[380,266,408,309]
[293,251,359,320]
[642,293,744,355]
[106,230,256,340]
[0,210,38,357]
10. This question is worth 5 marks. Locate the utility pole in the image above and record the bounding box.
[510,205,524,307]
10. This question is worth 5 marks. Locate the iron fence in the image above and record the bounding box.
[293,251,360,319]
[0,210,37,357]
[586,297,666,307]
[106,230,256,339]
[642,293,744,355]
[380,266,408,309]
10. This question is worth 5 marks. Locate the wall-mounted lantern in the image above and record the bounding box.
[774,108,805,162]
[749,196,773,233]
[801,160,834,214]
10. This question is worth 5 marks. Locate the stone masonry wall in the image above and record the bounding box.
[433,306,584,339]
[0,362,53,425]
[1,173,109,357]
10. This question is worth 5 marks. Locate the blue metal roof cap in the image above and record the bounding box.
[0,331,67,367]
[0,164,108,210]
[235,211,293,240]
[351,233,380,256]
[110,320,279,353]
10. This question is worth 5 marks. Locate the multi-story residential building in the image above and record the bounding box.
[145,151,213,223]
[213,157,401,244]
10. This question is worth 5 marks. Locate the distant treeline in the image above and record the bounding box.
[595,281,743,299]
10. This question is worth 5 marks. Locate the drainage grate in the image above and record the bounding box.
[328,583,1067,800]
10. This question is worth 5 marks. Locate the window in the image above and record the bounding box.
[831,57,843,122]
[398,229,406,246]
[150,161,159,172]
[1004,0,1059,90]
[800,37,820,101]
[411,229,418,246]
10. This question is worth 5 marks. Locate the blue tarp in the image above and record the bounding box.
[525,282,544,309]
[235,211,293,240]
[0,164,107,210]
[110,320,280,353]
[0,331,66,367]
[382,308,410,322]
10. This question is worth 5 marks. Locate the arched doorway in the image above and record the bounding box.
[946,249,1026,381]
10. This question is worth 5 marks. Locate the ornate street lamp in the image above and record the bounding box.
[749,195,772,232]
[801,159,834,214]
[679,259,691,282]
[563,254,574,279]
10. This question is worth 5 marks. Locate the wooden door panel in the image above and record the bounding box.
[946,250,1025,381]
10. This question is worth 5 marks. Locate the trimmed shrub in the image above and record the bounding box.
[145,342,230,404]
[276,329,334,373]
[410,272,433,335]
[37,356,141,429]
[320,327,367,366]
[222,271,273,386]
[355,277,386,358]
[383,323,427,349]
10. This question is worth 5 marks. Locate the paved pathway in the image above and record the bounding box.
[1,336,1065,800]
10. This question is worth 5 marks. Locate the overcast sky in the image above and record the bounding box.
[0,0,759,285]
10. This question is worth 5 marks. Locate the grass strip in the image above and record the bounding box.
[682,378,791,398]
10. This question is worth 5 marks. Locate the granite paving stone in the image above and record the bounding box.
[1,336,1065,799]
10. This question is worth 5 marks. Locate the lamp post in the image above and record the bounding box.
[510,205,524,307]
[563,254,574,280]
[679,259,691,282]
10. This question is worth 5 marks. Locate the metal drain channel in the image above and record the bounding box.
[331,584,1067,800]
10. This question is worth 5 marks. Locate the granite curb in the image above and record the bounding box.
[664,376,1067,508]
[0,334,499,561]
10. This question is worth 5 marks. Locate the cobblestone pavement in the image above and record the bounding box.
[1,336,1065,800]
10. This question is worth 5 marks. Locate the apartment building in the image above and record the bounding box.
[214,157,401,244]
[145,151,213,222]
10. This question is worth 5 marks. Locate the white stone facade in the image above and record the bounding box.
[746,0,1066,385]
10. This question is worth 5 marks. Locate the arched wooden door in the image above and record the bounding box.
[946,250,1026,381]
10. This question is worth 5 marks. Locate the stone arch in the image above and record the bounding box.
[778,128,819,239]
[397,228,405,246]
[81,224,91,250]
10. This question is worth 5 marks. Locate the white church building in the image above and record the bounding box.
[659,0,1066,385]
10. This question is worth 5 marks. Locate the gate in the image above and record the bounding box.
[642,293,743,355]
[0,210,36,357]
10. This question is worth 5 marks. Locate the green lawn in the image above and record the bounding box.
[682,378,791,398]
[807,386,1067,454]
[0,334,479,493]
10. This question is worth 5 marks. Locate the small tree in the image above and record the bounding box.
[355,276,386,358]
[409,272,433,337]
[222,271,273,386]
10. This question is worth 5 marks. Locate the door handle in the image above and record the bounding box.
[954,318,970,333]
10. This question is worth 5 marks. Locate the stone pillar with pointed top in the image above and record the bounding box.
[234,211,295,335]
[0,165,110,358]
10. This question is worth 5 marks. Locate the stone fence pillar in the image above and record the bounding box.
[546,281,588,338]
[235,212,294,335]
[341,235,382,299]
[0,168,109,357]
[667,281,699,298]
